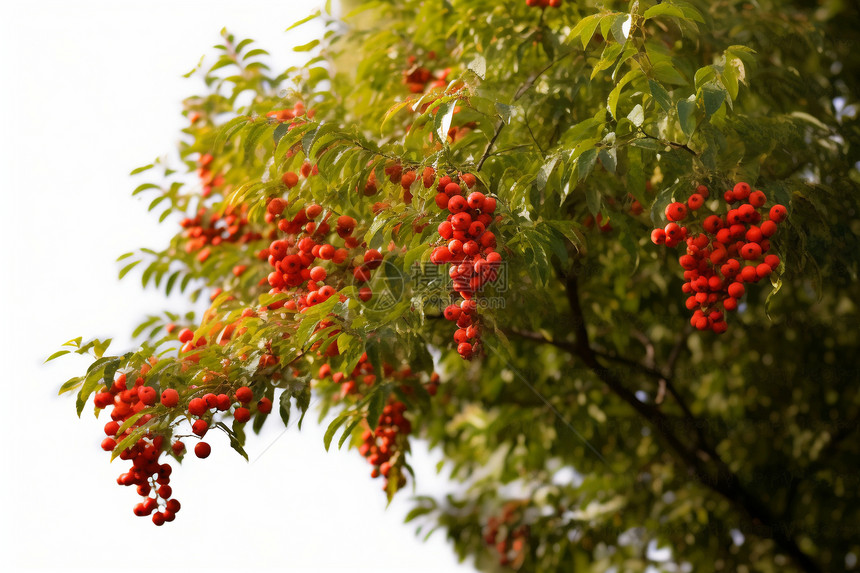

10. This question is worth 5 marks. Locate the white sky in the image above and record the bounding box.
[0,2,476,571]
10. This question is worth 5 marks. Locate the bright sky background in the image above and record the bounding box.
[0,2,476,571]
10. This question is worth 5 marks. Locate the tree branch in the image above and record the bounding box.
[564,270,821,573]
[476,51,574,172]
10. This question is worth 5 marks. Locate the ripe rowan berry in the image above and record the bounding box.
[282,172,299,188]
[187,397,207,417]
[665,202,688,221]
[194,442,211,459]
[257,398,273,414]
[192,419,208,437]
[234,407,251,423]
[769,204,788,222]
[178,328,194,343]
[235,386,253,403]
[687,194,704,210]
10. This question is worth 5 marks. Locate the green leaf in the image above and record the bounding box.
[286,10,320,31]
[338,417,363,450]
[569,14,603,49]
[649,80,672,112]
[467,54,486,79]
[677,96,697,137]
[366,388,386,431]
[610,14,632,44]
[132,183,159,196]
[607,69,639,119]
[59,376,83,395]
[536,155,559,192]
[598,148,617,174]
[130,164,154,175]
[702,85,726,117]
[643,4,686,20]
[293,39,320,52]
[279,391,292,427]
[627,104,644,127]
[45,350,70,363]
[585,182,602,216]
[405,505,435,523]
[578,148,598,181]
[324,414,349,451]
[435,101,457,143]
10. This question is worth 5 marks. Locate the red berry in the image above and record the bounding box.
[665,202,688,222]
[732,182,751,201]
[101,438,117,451]
[235,386,253,404]
[364,249,383,269]
[282,172,299,188]
[257,397,273,414]
[178,328,194,343]
[267,198,286,216]
[194,442,211,459]
[769,204,788,223]
[160,388,179,407]
[687,194,704,210]
[138,386,157,405]
[234,407,251,423]
[467,192,486,210]
[192,419,208,437]
[741,243,762,260]
[187,398,207,417]
[727,282,745,299]
[749,190,767,207]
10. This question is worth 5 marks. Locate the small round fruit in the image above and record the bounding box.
[194,442,211,459]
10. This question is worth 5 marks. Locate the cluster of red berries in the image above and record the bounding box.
[318,353,376,398]
[403,53,450,94]
[196,152,225,198]
[182,383,273,459]
[93,370,184,525]
[359,399,412,491]
[261,192,382,313]
[526,0,562,8]
[265,100,313,123]
[484,501,530,568]
[650,182,786,332]
[179,204,261,263]
[428,173,503,359]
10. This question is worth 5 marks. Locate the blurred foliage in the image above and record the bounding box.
[52,0,860,571]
